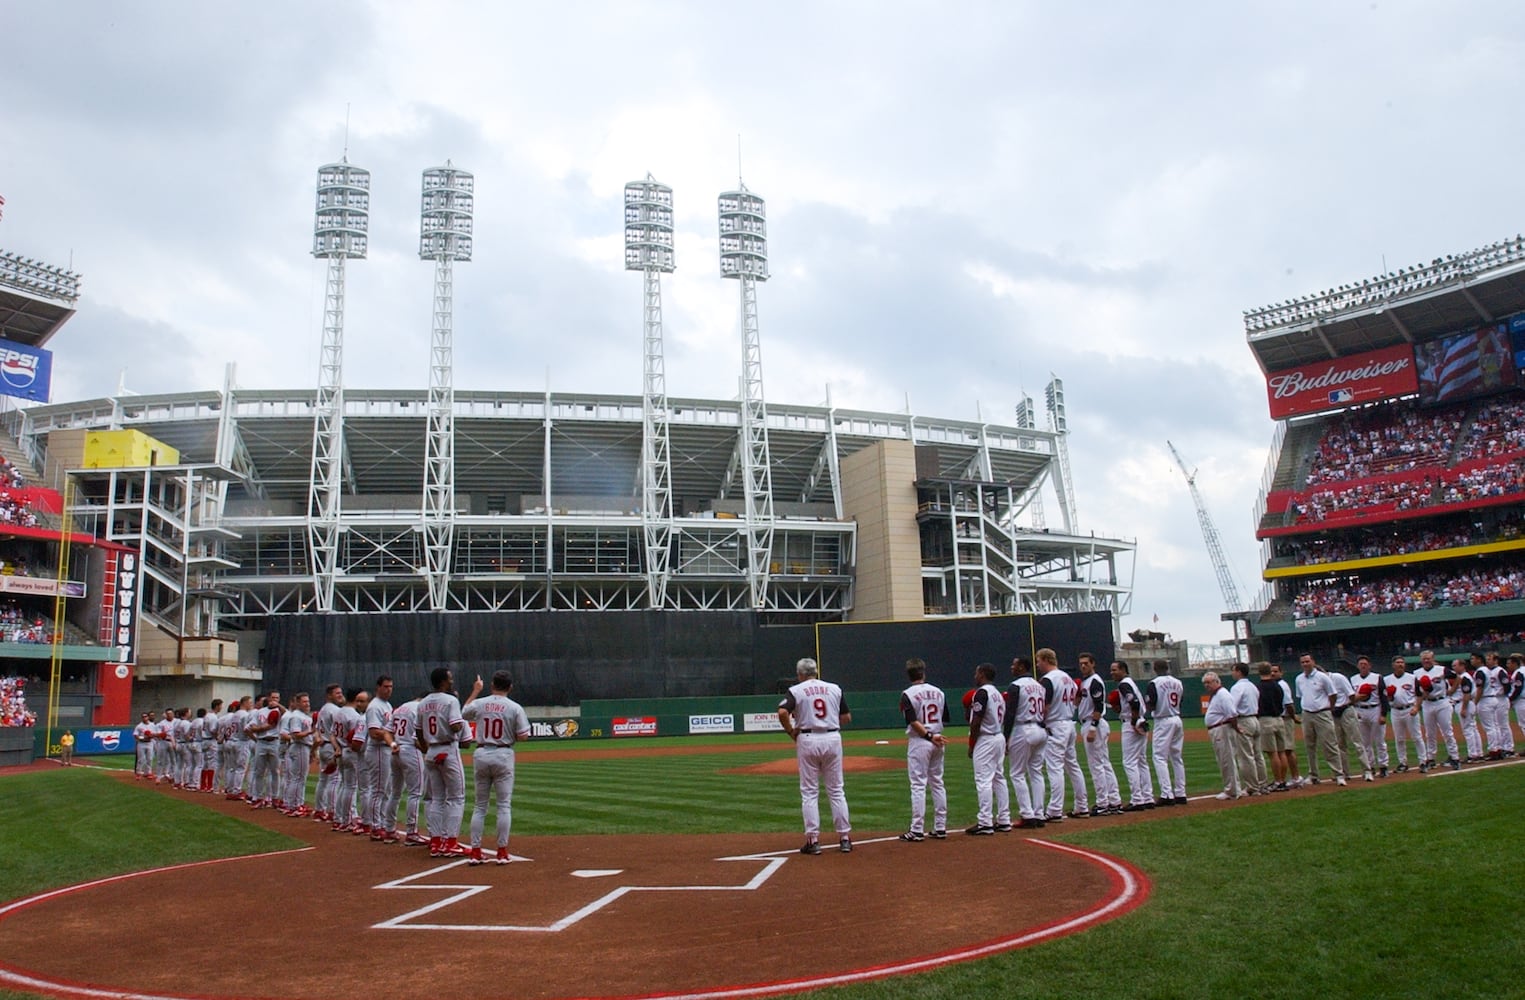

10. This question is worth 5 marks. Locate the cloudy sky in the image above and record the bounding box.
[4,1,1524,649]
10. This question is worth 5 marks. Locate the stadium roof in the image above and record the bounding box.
[0,248,81,347]
[1242,234,1525,373]
[20,388,1060,506]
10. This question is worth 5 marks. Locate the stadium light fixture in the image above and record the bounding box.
[718,187,769,280]
[419,163,474,261]
[624,176,675,273]
[312,162,370,259]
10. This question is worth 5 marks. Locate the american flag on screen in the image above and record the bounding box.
[1421,326,1514,401]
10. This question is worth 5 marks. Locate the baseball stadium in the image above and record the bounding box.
[2,170,1524,1000]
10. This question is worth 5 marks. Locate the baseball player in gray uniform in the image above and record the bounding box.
[777,657,853,854]
[462,671,532,864]
[390,692,429,845]
[152,708,173,782]
[223,697,252,798]
[1003,657,1048,828]
[897,658,947,841]
[248,692,284,807]
[363,676,398,842]
[312,684,345,822]
[133,714,153,778]
[417,667,471,858]
[200,701,221,792]
[278,693,314,816]
[334,689,369,832]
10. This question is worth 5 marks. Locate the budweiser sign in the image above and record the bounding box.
[1265,344,1418,419]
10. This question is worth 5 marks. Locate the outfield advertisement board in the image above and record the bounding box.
[1264,343,1418,419]
[611,716,658,737]
[0,338,53,403]
[742,712,784,733]
[687,714,735,735]
[529,719,581,739]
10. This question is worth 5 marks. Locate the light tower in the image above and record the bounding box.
[307,160,369,612]
[1044,376,1079,534]
[419,163,474,611]
[625,175,676,609]
[718,182,775,608]
[1014,393,1046,529]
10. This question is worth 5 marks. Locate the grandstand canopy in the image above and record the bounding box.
[1243,236,1525,373]
[0,248,81,347]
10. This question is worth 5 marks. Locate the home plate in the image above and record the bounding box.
[572,869,624,878]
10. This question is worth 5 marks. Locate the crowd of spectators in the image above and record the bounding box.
[0,602,54,644]
[1455,396,1525,460]
[1,676,34,727]
[1292,477,1436,522]
[1292,563,1525,619]
[1439,460,1525,504]
[0,457,26,490]
[1282,524,1483,565]
[1304,402,1466,486]
[0,490,38,528]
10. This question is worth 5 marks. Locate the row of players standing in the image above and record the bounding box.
[132,668,532,864]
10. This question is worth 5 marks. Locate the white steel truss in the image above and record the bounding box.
[423,255,456,609]
[639,269,674,608]
[307,254,347,611]
[737,275,775,608]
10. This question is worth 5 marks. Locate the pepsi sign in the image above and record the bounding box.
[0,339,52,402]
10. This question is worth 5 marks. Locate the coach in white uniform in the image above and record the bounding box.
[462,671,532,865]
[778,658,853,854]
[1004,657,1049,828]
[1146,661,1187,805]
[898,658,947,842]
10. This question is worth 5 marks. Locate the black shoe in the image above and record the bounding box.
[800,840,821,855]
[1378,767,1388,778]
[1143,801,1157,809]
[929,829,947,839]
[898,830,924,842]
[1448,759,1460,771]
[839,837,853,853]
[1065,810,1089,820]
[964,824,995,835]
[1044,813,1066,822]
[994,822,1013,832]
[1121,803,1144,812]
[1173,796,1189,806]
[1397,763,1409,772]
[1015,817,1044,829]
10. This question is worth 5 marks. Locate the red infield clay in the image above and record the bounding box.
[0,778,1148,1000]
[723,754,902,775]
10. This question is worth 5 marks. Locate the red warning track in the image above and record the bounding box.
[0,795,1149,1000]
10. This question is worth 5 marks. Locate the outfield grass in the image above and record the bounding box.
[8,736,1517,999]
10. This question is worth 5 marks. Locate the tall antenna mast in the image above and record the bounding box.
[625,174,676,609]
[419,161,474,611]
[718,179,775,609]
[308,160,370,611]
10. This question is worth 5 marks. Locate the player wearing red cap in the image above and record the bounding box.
[1349,656,1388,779]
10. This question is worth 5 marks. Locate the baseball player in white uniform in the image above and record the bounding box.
[1003,656,1049,828]
[152,708,173,782]
[962,662,1006,835]
[898,658,948,841]
[1477,652,1511,759]
[312,685,345,822]
[417,668,472,858]
[1145,661,1187,805]
[1508,653,1525,754]
[461,671,532,865]
[132,714,153,778]
[1349,656,1389,778]
[389,692,429,845]
[363,676,398,842]
[1077,653,1122,815]
[778,657,853,854]
[1383,656,1424,771]
[1037,648,1089,819]
[1451,659,1482,763]
[1415,650,1460,771]
[1111,662,1154,810]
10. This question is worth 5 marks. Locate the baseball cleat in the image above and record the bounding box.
[1448,759,1461,771]
[404,833,430,846]
[495,847,511,865]
[799,840,822,855]
[1044,813,1066,822]
[1214,791,1237,800]
[1173,796,1189,806]
[467,846,485,866]
[838,837,852,853]
[1121,803,1145,812]
[1379,767,1388,778]
[1335,776,1348,786]
[439,840,471,857]
[1396,763,1409,772]
[1014,817,1045,829]
[964,824,995,835]
[994,822,1013,832]
[898,831,925,842]
[929,829,947,839]
[1363,771,1374,782]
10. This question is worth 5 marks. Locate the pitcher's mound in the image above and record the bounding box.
[724,755,902,775]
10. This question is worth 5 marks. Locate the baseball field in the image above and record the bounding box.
[1,727,1519,999]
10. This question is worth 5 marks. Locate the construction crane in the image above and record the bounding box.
[1167,441,1243,613]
